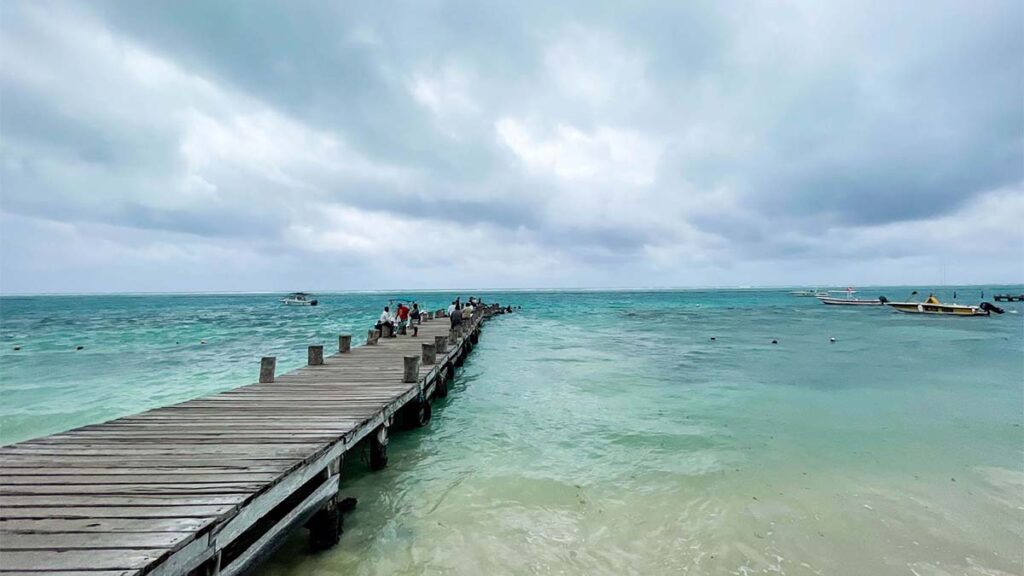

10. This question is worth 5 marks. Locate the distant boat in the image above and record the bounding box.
[281,292,318,306]
[993,294,1024,302]
[887,295,1002,316]
[816,288,886,306]
[790,289,827,297]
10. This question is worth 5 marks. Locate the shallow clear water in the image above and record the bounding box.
[2,288,1022,575]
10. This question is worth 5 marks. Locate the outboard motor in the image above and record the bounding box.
[979,302,1004,314]
[878,296,889,304]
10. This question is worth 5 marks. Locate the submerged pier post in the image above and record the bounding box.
[403,356,420,383]
[308,345,324,366]
[307,497,342,551]
[370,425,388,470]
[339,334,352,353]
[421,343,436,365]
[259,356,276,383]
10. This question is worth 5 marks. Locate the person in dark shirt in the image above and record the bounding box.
[450,303,463,329]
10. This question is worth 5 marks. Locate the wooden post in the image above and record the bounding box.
[428,311,435,320]
[367,329,378,345]
[307,497,341,551]
[403,355,420,383]
[338,334,352,353]
[259,357,276,383]
[448,329,458,346]
[422,342,436,365]
[308,345,324,366]
[381,323,393,338]
[370,425,388,471]
[434,335,447,354]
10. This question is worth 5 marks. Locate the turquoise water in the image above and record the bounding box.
[1,288,1022,575]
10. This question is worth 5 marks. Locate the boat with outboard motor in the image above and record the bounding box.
[816,288,887,306]
[886,294,1003,316]
[281,292,318,306]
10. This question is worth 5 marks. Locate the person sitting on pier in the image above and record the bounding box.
[463,300,475,316]
[377,306,397,337]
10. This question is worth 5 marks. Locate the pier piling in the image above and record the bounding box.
[339,334,352,353]
[259,356,276,383]
[422,343,436,365]
[403,355,420,383]
[308,345,324,366]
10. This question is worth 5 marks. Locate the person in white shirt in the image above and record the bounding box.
[447,301,456,316]
[377,306,395,336]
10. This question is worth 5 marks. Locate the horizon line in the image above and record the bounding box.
[1,282,1021,298]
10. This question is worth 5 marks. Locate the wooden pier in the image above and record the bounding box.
[0,306,493,575]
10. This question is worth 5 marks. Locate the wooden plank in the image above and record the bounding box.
[0,473,280,484]
[0,517,213,533]
[0,505,235,519]
[0,461,296,471]
[0,483,265,495]
[0,531,192,550]
[0,549,167,570]
[0,495,246,507]
[0,571,137,576]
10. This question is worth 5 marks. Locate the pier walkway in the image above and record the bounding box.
[0,307,491,576]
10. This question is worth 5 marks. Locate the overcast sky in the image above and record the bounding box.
[1,1,1021,293]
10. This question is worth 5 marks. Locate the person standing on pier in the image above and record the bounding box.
[397,302,410,334]
[450,302,463,329]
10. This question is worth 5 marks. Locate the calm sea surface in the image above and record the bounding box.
[1,288,1022,575]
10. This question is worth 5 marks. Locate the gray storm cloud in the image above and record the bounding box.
[0,0,1021,293]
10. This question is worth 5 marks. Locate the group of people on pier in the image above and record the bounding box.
[374,296,503,338]
[376,301,421,337]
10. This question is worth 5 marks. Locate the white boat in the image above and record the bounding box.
[790,289,828,297]
[816,288,886,306]
[281,292,318,306]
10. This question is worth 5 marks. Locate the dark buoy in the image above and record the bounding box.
[75,345,84,351]
[200,339,207,345]
[13,345,21,351]
[710,337,716,341]
[771,339,778,345]
[829,337,836,343]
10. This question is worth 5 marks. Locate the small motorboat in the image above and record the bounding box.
[816,288,887,306]
[993,294,1024,302]
[281,292,318,306]
[887,297,1002,316]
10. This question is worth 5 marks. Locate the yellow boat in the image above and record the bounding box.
[886,294,1002,316]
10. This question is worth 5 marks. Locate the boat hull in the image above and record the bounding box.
[817,297,884,306]
[886,302,988,316]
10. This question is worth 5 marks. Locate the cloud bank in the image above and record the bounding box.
[1,0,1021,292]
